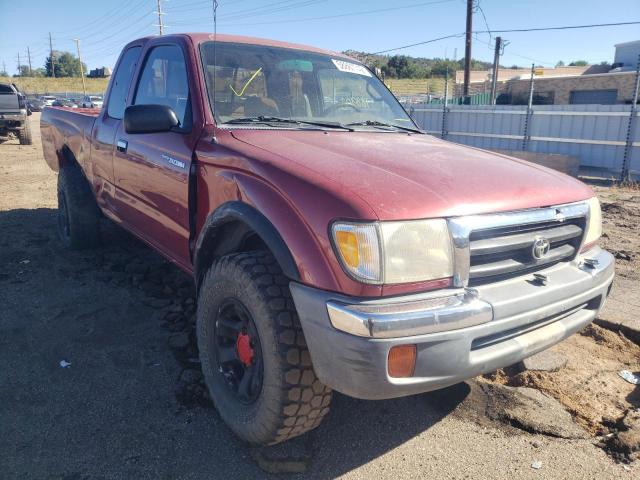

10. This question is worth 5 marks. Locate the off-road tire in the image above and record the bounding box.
[18,120,32,145]
[197,251,332,445]
[57,165,101,249]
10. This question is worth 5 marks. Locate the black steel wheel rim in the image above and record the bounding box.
[213,298,264,405]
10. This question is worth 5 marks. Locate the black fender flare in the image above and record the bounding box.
[194,201,300,286]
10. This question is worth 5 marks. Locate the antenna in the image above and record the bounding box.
[212,0,219,133]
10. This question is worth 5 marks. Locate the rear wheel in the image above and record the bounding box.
[197,251,332,445]
[18,120,32,145]
[57,166,101,249]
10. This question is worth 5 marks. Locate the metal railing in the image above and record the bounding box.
[405,103,639,180]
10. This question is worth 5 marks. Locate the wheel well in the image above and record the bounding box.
[194,204,300,290]
[59,145,79,169]
[195,220,269,288]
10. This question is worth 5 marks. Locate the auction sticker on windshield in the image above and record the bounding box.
[331,59,372,77]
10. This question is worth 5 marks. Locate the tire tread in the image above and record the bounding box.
[198,251,332,445]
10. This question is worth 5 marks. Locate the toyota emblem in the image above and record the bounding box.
[531,236,551,260]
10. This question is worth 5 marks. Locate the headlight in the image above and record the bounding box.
[332,219,453,284]
[582,196,602,250]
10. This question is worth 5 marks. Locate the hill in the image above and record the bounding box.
[0,76,109,95]
[343,50,493,79]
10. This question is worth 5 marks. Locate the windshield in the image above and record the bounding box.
[200,41,414,129]
[90,96,102,101]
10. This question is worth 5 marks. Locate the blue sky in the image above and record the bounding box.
[0,0,639,74]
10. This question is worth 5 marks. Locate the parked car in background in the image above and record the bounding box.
[41,95,57,106]
[0,82,32,144]
[80,95,104,108]
[40,33,614,447]
[52,98,78,108]
[27,97,45,112]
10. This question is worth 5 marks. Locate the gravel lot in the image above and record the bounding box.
[0,113,637,479]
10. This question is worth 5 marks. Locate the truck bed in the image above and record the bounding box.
[41,106,100,172]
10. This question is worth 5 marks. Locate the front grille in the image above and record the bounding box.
[468,217,586,285]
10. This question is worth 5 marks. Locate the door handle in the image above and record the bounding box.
[116,139,128,153]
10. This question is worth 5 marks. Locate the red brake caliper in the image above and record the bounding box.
[236,332,254,367]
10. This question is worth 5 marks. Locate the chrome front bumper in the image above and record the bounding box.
[327,289,492,338]
[290,247,614,400]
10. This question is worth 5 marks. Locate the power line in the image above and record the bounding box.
[373,33,465,54]
[81,10,155,48]
[51,0,144,38]
[164,0,246,11]
[373,20,640,54]
[172,0,455,27]
[474,0,492,43]
[170,0,330,26]
[474,36,552,66]
[487,20,640,34]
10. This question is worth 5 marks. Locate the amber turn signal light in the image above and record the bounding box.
[388,345,416,378]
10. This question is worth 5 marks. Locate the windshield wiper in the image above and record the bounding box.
[224,116,353,131]
[345,120,423,134]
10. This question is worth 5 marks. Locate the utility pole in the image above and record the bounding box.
[2,61,6,76]
[462,0,473,102]
[73,38,87,96]
[156,0,164,35]
[17,52,21,76]
[490,36,502,105]
[49,32,56,78]
[27,47,32,76]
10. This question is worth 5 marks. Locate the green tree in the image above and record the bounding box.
[380,55,430,79]
[382,55,410,78]
[568,60,588,66]
[555,60,565,67]
[430,59,459,76]
[45,51,87,77]
[0,69,8,77]
[18,65,31,76]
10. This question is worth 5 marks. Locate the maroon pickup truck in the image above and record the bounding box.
[41,33,614,446]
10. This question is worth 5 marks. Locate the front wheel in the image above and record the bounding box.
[197,251,332,445]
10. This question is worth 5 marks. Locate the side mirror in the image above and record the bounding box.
[124,104,179,134]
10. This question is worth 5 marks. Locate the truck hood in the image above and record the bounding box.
[229,130,593,221]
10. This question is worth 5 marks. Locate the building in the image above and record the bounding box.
[454,65,609,86]
[613,40,640,71]
[497,70,636,105]
[87,67,113,78]
[454,40,639,105]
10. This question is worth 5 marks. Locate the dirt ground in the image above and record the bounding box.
[0,114,638,479]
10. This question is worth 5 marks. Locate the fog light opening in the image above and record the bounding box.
[388,345,416,378]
